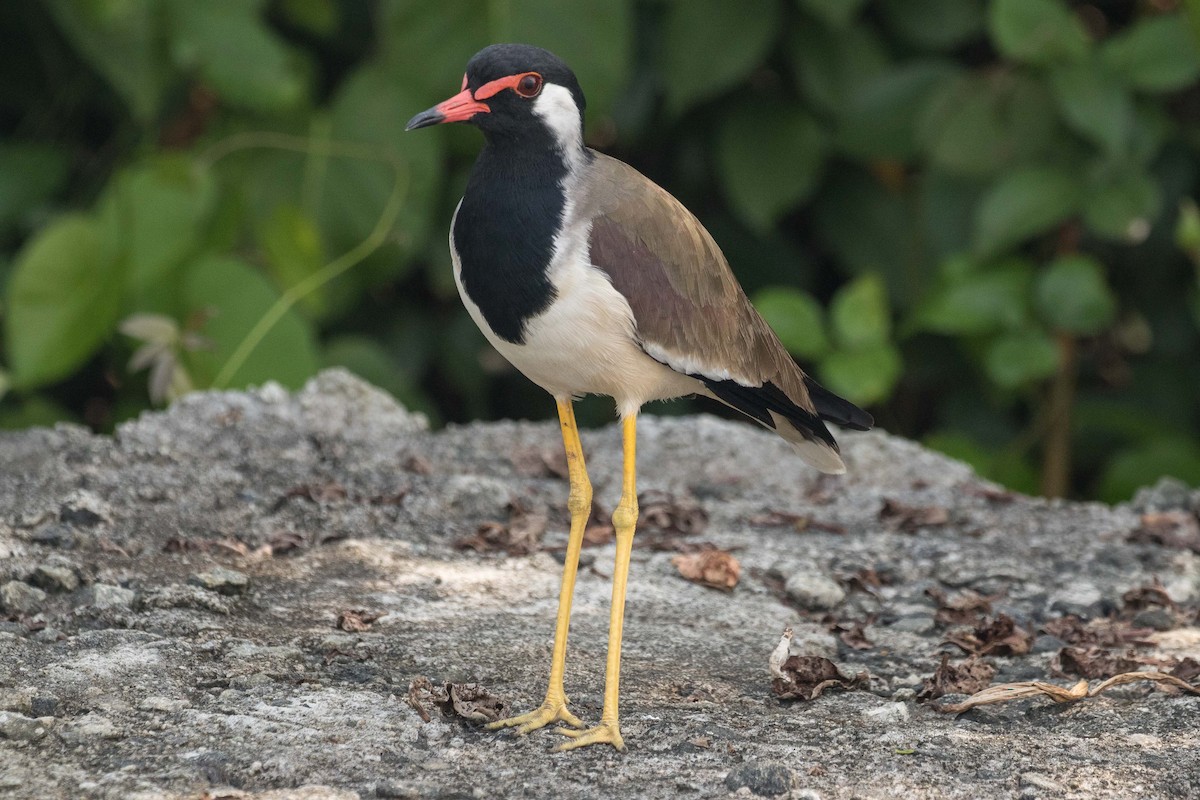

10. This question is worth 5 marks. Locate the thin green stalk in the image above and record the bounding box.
[195,132,408,389]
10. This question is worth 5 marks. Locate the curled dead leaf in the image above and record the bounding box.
[935,671,1200,713]
[406,676,508,724]
[748,510,846,535]
[672,547,740,591]
[880,499,950,532]
[943,614,1033,657]
[918,654,996,701]
[336,609,383,632]
[1053,646,1144,680]
[1128,511,1200,552]
[771,655,870,701]
[455,499,547,556]
[926,587,996,627]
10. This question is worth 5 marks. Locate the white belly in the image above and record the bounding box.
[451,234,700,416]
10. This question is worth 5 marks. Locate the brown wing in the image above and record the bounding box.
[581,151,816,412]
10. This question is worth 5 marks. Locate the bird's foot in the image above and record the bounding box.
[486,696,585,735]
[554,720,625,752]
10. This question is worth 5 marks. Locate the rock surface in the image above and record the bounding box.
[0,369,1197,799]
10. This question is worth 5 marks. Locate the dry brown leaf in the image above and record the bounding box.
[406,676,508,724]
[748,510,846,535]
[510,447,570,480]
[936,670,1200,713]
[455,499,547,556]
[638,489,708,539]
[336,609,383,632]
[1171,657,1200,683]
[927,587,996,627]
[919,654,996,700]
[1129,511,1200,552]
[672,548,740,591]
[1053,646,1145,679]
[1121,579,1178,612]
[834,621,874,651]
[771,655,869,701]
[266,530,305,555]
[402,454,433,475]
[880,499,950,532]
[943,614,1033,657]
[1041,615,1156,648]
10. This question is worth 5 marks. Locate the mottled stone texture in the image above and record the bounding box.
[0,370,1197,799]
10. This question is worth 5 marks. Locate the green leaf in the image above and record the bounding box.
[321,65,443,284]
[183,256,319,389]
[988,0,1091,67]
[5,214,123,389]
[788,23,890,116]
[1082,165,1161,243]
[835,60,962,160]
[918,73,1062,177]
[820,342,902,405]
[0,395,76,431]
[256,204,327,317]
[1049,60,1133,154]
[103,157,216,311]
[662,0,780,114]
[715,101,825,231]
[507,0,633,119]
[984,328,1059,388]
[972,167,1082,257]
[1102,14,1200,92]
[831,274,891,349]
[276,0,339,37]
[46,0,170,121]
[879,0,985,51]
[916,259,1032,335]
[0,142,71,231]
[1034,254,1116,334]
[794,0,868,29]
[166,0,306,112]
[1100,438,1200,503]
[752,287,829,359]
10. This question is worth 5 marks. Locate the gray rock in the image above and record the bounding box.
[188,567,249,595]
[724,762,795,796]
[0,689,32,714]
[1031,634,1066,655]
[1132,607,1176,631]
[90,584,135,609]
[0,712,52,742]
[889,614,935,634]
[30,563,79,593]
[0,370,1195,799]
[0,580,46,613]
[30,695,58,717]
[782,566,845,611]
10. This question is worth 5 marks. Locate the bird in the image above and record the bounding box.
[406,43,873,752]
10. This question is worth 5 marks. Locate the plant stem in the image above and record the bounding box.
[1041,334,1078,498]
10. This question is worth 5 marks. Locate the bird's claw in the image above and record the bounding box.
[486,698,585,735]
[554,721,625,752]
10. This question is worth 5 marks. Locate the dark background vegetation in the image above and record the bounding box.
[1,0,1199,502]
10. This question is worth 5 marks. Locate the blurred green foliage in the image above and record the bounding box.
[1,0,1199,502]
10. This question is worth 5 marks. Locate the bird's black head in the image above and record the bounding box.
[405,44,586,147]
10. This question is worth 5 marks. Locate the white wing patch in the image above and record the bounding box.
[641,342,758,388]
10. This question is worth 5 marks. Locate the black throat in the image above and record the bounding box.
[453,133,574,344]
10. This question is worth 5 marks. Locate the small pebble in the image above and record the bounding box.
[0,581,46,614]
[90,584,135,609]
[31,564,80,593]
[1131,608,1176,632]
[724,762,795,797]
[189,567,250,596]
[783,567,845,611]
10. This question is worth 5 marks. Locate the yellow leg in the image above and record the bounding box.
[557,412,638,752]
[486,399,589,734]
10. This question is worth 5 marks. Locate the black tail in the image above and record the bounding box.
[701,378,839,447]
[804,376,873,430]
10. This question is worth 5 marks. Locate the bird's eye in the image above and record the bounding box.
[515,73,543,98]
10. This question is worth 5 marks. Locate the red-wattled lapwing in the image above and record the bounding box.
[406,43,873,752]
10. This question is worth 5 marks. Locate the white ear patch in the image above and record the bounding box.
[532,84,584,170]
